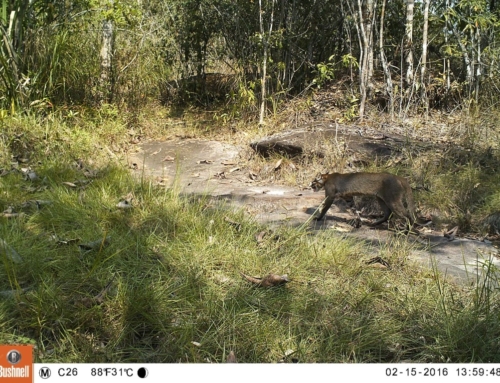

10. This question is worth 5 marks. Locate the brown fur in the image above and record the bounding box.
[310,172,415,226]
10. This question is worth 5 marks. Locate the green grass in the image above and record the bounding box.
[1,112,500,363]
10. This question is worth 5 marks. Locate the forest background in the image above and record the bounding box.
[1,0,497,120]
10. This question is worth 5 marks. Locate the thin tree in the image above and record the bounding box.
[475,24,481,104]
[404,0,415,89]
[356,0,374,120]
[451,25,473,84]
[99,1,115,105]
[420,0,430,114]
[379,0,394,118]
[444,0,450,91]
[258,0,276,126]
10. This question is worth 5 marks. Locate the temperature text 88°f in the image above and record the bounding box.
[90,368,134,377]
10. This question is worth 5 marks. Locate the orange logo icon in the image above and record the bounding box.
[0,345,33,383]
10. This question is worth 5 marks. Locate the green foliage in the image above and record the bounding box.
[341,96,359,122]
[231,80,257,111]
[313,54,359,89]
[314,58,336,88]
[0,0,168,110]
[342,54,359,69]
[90,0,141,25]
[2,0,500,112]
[0,0,91,108]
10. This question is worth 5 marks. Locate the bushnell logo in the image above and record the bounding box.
[6,350,21,365]
[0,345,33,382]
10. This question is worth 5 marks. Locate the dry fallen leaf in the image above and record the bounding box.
[83,168,99,178]
[117,193,134,209]
[385,157,402,167]
[117,200,133,209]
[212,272,231,284]
[21,168,38,181]
[2,206,16,215]
[151,148,162,155]
[63,180,92,190]
[51,236,80,246]
[274,158,283,171]
[1,206,25,218]
[22,185,47,193]
[20,200,52,209]
[240,272,289,287]
[224,216,241,231]
[255,230,268,244]
[444,226,458,241]
[365,256,390,269]
[226,351,237,363]
[162,155,175,162]
[197,159,213,164]
[79,237,111,253]
[332,225,352,233]
[1,212,24,218]
[365,133,387,140]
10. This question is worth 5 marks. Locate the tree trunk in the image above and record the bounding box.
[420,0,430,113]
[341,1,355,82]
[99,18,114,105]
[404,0,415,88]
[379,0,394,118]
[444,0,450,91]
[366,0,374,99]
[258,0,275,126]
[356,0,374,120]
[475,25,481,103]
[452,26,473,84]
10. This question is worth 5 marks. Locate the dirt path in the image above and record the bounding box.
[127,139,500,285]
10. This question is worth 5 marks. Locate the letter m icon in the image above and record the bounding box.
[39,367,51,379]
